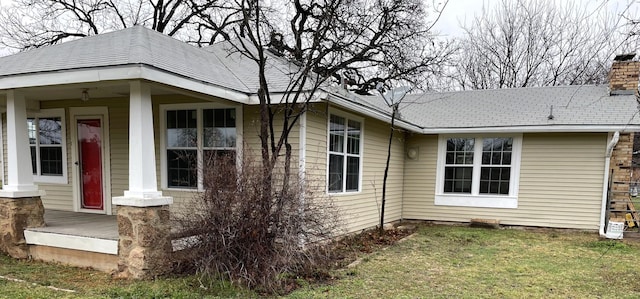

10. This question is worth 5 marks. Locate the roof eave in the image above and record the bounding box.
[420,125,640,134]
[0,64,251,104]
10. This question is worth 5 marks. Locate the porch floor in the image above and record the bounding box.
[28,209,118,240]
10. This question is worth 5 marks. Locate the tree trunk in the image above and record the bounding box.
[379,105,397,234]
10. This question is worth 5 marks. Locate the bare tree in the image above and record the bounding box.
[0,0,236,50]
[199,0,454,197]
[451,0,637,90]
[175,0,454,287]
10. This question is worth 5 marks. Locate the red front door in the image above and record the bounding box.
[77,119,103,210]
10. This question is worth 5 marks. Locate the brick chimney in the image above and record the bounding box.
[609,53,640,95]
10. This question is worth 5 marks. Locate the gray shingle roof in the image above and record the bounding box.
[1,27,637,131]
[0,26,299,94]
[330,85,640,131]
[204,41,307,93]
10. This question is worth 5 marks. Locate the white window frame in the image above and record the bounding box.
[326,108,364,194]
[435,134,522,209]
[28,108,68,184]
[160,103,243,191]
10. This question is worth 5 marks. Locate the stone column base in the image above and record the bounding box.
[116,205,172,279]
[0,197,45,259]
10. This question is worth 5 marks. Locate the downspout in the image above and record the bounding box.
[599,131,620,237]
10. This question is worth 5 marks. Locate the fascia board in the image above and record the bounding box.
[420,125,640,134]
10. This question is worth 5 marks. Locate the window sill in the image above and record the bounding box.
[434,194,517,209]
[163,187,202,193]
[327,190,361,196]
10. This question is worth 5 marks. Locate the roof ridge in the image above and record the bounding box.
[207,43,253,92]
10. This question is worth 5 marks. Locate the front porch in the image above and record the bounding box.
[22,210,186,272]
[24,210,119,272]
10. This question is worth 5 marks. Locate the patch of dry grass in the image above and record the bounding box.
[0,254,254,298]
[287,224,640,299]
[3,224,640,298]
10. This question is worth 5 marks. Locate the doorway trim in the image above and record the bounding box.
[70,107,111,215]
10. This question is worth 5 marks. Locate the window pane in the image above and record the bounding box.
[167,110,197,148]
[329,115,345,152]
[347,120,361,155]
[27,118,36,145]
[30,146,36,174]
[482,138,513,165]
[226,109,236,127]
[503,152,512,164]
[39,118,62,145]
[204,127,223,148]
[167,149,197,188]
[203,109,214,128]
[446,138,474,165]
[40,147,63,176]
[224,128,236,147]
[168,128,197,148]
[203,150,237,188]
[328,154,344,192]
[346,156,359,191]
[204,109,237,148]
[203,150,236,168]
[443,166,473,193]
[479,167,510,195]
[214,109,225,127]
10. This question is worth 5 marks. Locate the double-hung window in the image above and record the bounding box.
[328,112,362,193]
[27,109,67,184]
[436,135,521,208]
[163,105,240,190]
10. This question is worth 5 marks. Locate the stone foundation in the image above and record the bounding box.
[0,197,44,258]
[116,205,171,279]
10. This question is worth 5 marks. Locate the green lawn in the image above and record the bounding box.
[2,225,640,298]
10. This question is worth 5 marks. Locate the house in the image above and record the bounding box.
[0,26,638,278]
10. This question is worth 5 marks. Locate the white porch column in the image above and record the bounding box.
[0,90,41,197]
[112,81,172,207]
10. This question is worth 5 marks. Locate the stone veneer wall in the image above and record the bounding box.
[0,197,44,258]
[609,132,634,221]
[116,205,172,279]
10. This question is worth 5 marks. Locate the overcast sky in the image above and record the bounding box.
[433,0,639,37]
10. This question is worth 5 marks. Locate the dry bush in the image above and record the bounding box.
[173,151,342,293]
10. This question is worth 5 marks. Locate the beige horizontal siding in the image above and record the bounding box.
[305,105,405,233]
[402,133,607,230]
[401,135,438,220]
[242,105,300,167]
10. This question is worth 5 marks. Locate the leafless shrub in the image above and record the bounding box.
[173,150,342,293]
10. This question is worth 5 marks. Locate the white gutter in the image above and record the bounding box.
[420,125,640,134]
[599,131,620,237]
